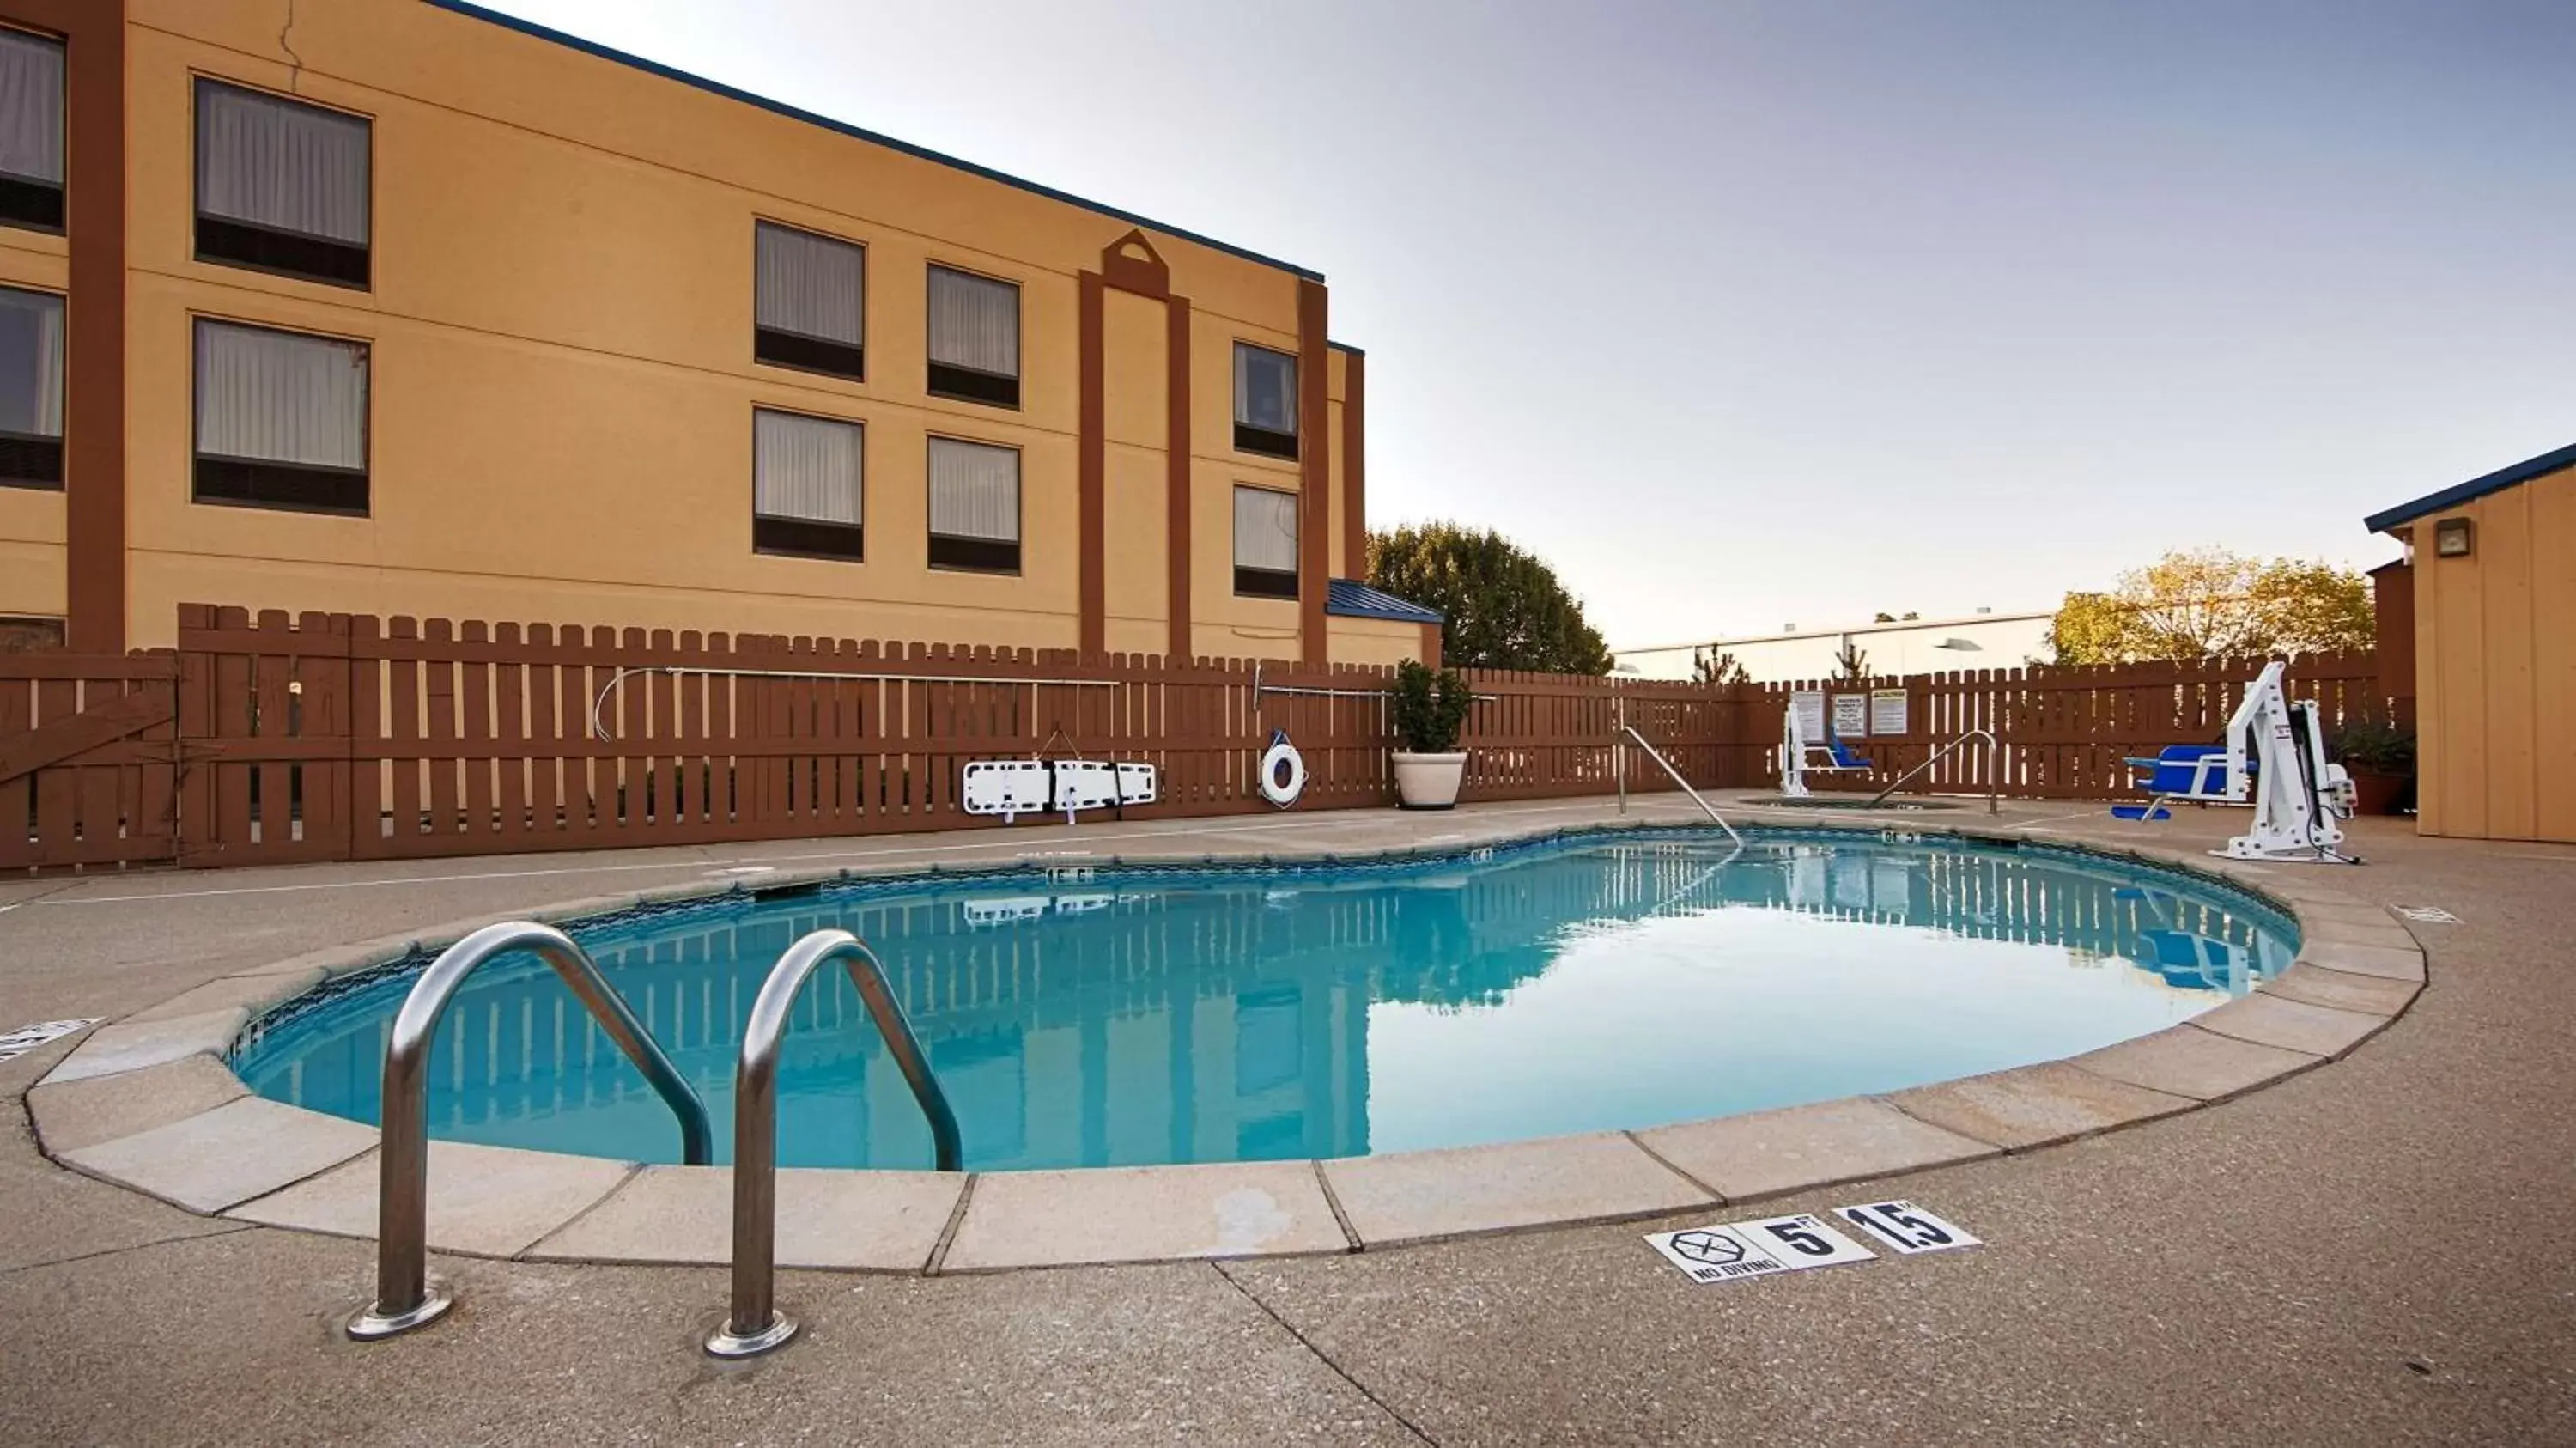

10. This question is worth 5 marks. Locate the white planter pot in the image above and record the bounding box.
[1391,751,1467,810]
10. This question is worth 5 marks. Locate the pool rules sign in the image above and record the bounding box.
[1645,1202,1978,1285]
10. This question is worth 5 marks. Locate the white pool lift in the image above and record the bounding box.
[1777,703,1873,799]
[2115,660,2359,865]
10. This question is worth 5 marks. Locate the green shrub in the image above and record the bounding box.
[1390,660,1473,754]
[2330,720,2415,775]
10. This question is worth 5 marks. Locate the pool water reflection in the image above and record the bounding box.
[231,833,2298,1171]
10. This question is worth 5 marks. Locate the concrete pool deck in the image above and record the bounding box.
[3,793,2572,1445]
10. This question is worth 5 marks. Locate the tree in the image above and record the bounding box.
[1833,639,1869,681]
[1692,648,1750,686]
[1367,522,1613,674]
[2047,548,2374,665]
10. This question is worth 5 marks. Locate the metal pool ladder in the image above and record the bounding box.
[348,921,713,1342]
[1866,727,2002,813]
[1615,724,1745,847]
[707,928,962,1360]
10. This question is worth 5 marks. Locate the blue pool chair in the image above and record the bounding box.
[2111,745,2235,822]
[1824,739,1873,771]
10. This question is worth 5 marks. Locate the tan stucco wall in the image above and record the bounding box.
[1326,615,1430,669]
[2409,464,2576,843]
[45,0,1376,657]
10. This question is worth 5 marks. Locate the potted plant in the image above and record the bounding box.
[1389,659,1473,809]
[2330,720,2415,816]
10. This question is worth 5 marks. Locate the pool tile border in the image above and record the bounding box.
[943,1159,1351,1269]
[526,1164,965,1271]
[1634,1097,2002,1203]
[1321,1131,1716,1247]
[1883,1061,2200,1152]
[228,1141,641,1259]
[57,1097,378,1214]
[29,809,2430,1274]
[27,1051,249,1154]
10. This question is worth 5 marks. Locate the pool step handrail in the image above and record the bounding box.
[1616,725,1745,847]
[708,928,961,1360]
[348,920,712,1342]
[1865,727,2002,814]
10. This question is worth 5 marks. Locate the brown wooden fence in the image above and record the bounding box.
[0,649,179,871]
[4,606,2396,873]
[1726,652,2395,799]
[161,606,1744,870]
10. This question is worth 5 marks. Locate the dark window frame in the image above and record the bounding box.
[1231,483,1301,601]
[0,27,64,235]
[1232,340,1300,460]
[0,283,64,490]
[750,404,866,564]
[1234,565,1298,600]
[189,315,371,518]
[751,218,867,384]
[926,263,1022,411]
[926,431,1024,576]
[191,76,374,292]
[0,613,67,653]
[0,431,61,490]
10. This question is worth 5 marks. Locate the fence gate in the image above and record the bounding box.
[0,650,181,872]
[174,606,355,868]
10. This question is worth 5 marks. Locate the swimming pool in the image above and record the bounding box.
[229,829,2297,1172]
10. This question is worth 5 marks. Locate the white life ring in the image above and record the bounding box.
[1259,732,1307,808]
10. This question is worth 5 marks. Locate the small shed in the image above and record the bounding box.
[2364,442,2576,843]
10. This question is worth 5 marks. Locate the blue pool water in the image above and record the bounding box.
[230,830,2298,1171]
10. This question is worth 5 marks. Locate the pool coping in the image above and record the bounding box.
[26,813,2426,1275]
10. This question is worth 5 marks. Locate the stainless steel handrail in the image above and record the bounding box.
[1615,725,1745,847]
[1866,728,2002,813]
[707,928,961,1360]
[347,921,713,1342]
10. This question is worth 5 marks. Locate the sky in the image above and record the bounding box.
[481,0,2576,649]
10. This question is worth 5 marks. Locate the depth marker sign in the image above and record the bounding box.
[1645,1213,1876,1284]
[1836,1200,1980,1255]
[1648,1203,1982,1284]
[0,1018,99,1064]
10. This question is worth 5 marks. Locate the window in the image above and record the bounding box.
[0,287,62,489]
[193,319,368,514]
[754,222,865,380]
[927,265,1019,408]
[752,408,864,561]
[1233,485,1298,599]
[0,29,64,232]
[927,436,1020,573]
[195,79,370,288]
[1233,343,1297,459]
[0,614,64,653]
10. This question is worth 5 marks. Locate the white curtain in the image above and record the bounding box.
[195,320,367,468]
[928,437,1019,540]
[756,222,864,344]
[928,267,1018,376]
[1233,343,1297,433]
[1234,485,1299,572]
[0,29,62,185]
[0,287,61,437]
[197,81,370,243]
[754,409,863,524]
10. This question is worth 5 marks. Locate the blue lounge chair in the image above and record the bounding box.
[2111,745,2236,822]
[1824,739,1873,771]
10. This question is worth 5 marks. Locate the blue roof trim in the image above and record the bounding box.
[1327,578,1443,624]
[1327,340,1365,356]
[2365,441,2576,532]
[423,0,1323,282]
